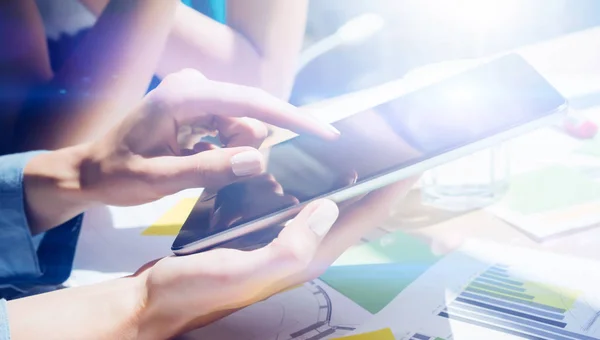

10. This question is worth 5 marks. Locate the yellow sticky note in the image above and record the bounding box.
[141,198,199,236]
[332,328,395,340]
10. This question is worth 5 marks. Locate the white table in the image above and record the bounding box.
[71,26,600,340]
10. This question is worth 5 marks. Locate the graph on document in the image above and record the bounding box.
[408,333,447,340]
[439,263,600,340]
[353,241,600,340]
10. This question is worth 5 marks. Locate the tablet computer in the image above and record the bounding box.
[172,53,568,255]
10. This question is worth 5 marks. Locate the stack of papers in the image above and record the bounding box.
[352,240,600,339]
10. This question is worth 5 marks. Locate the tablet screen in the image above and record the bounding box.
[174,54,566,251]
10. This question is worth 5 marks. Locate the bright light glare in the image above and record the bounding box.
[430,0,521,30]
[447,87,476,106]
[437,86,479,127]
[336,13,385,44]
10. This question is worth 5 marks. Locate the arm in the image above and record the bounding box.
[0,0,52,154]
[6,277,148,340]
[3,70,412,339]
[15,0,179,152]
[4,70,338,339]
[81,0,308,99]
[162,0,308,99]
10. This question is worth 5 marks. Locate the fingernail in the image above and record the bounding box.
[231,150,263,177]
[307,200,339,237]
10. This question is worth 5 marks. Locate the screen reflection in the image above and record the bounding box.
[175,54,566,250]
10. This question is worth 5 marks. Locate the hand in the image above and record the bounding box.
[81,69,338,204]
[23,69,338,233]
[136,198,340,339]
[210,173,298,232]
[133,177,417,338]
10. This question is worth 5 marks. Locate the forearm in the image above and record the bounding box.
[23,145,92,234]
[78,0,305,99]
[17,0,179,151]
[157,2,306,99]
[155,4,265,89]
[7,276,148,340]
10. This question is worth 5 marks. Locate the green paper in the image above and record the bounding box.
[503,166,600,215]
[320,231,439,314]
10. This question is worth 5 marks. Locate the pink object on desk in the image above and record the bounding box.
[563,114,598,139]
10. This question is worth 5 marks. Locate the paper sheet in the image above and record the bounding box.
[141,197,199,236]
[321,231,439,314]
[352,240,600,340]
[332,328,395,340]
[488,165,600,240]
[69,189,203,286]
[502,166,600,215]
[181,280,371,340]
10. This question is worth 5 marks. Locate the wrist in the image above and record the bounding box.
[7,274,150,340]
[134,268,190,340]
[23,144,95,234]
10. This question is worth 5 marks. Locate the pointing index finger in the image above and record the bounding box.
[171,80,341,140]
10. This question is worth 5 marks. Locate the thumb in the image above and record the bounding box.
[178,199,339,311]
[145,147,265,192]
[277,199,340,253]
[250,199,339,283]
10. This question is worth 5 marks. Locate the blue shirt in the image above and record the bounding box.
[0,152,82,339]
[183,0,227,23]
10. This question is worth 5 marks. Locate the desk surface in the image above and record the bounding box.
[71,25,600,340]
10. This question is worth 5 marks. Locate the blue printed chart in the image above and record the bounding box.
[354,241,600,340]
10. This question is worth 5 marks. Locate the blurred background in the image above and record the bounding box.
[291,0,600,106]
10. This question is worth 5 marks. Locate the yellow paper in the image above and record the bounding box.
[332,328,395,340]
[141,198,199,236]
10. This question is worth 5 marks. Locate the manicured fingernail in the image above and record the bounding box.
[231,150,263,177]
[307,200,339,237]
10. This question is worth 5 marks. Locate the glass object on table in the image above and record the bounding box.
[400,58,512,212]
[421,144,510,211]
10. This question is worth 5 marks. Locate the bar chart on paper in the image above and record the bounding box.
[392,330,450,340]
[407,333,447,340]
[354,241,600,340]
[439,263,599,340]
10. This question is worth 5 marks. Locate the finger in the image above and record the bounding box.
[248,174,284,196]
[144,147,265,193]
[282,176,419,283]
[320,176,419,255]
[168,199,338,313]
[338,193,367,210]
[245,199,339,286]
[180,141,216,156]
[213,173,278,209]
[193,141,217,153]
[216,117,269,149]
[158,72,340,140]
[209,204,243,232]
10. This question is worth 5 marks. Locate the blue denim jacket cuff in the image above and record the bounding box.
[0,299,9,340]
[0,151,83,288]
[0,151,47,282]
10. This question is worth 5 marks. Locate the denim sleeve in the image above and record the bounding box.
[0,152,82,293]
[0,299,9,340]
